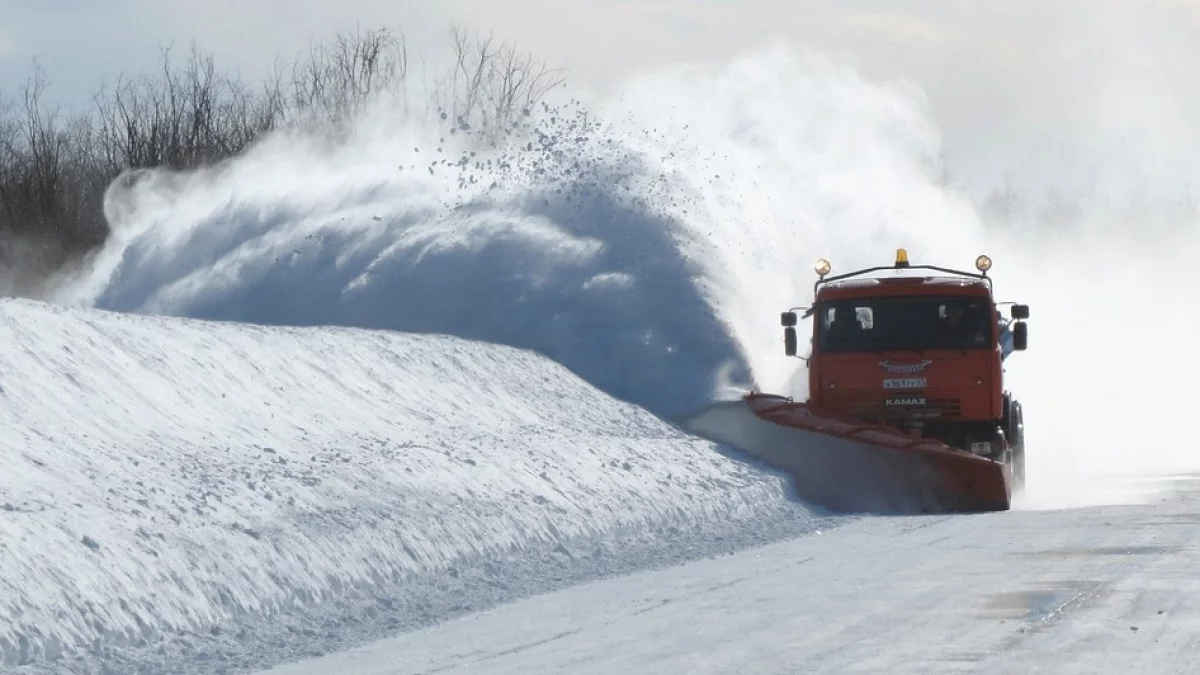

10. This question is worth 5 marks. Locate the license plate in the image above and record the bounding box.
[883,377,926,389]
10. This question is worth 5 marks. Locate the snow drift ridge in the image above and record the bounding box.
[0,298,822,671]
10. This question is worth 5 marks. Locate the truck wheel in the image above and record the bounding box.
[1008,400,1026,492]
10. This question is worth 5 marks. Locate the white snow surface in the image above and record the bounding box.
[260,477,1200,675]
[0,298,825,672]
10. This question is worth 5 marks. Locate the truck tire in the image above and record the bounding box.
[1007,399,1026,492]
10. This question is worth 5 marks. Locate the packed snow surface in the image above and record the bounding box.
[0,298,825,672]
[260,477,1200,675]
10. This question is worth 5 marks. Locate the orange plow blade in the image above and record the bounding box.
[683,393,1012,514]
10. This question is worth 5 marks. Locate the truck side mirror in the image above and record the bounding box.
[1011,304,1029,320]
[781,311,798,327]
[1012,321,1027,350]
[784,327,798,356]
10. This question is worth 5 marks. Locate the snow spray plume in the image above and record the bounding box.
[61,96,753,419]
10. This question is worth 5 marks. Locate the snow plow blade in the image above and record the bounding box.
[684,393,1012,514]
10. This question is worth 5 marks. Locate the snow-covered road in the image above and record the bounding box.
[263,476,1200,675]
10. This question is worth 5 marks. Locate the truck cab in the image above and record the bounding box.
[781,249,1029,486]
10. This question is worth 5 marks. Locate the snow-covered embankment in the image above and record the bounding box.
[0,298,822,671]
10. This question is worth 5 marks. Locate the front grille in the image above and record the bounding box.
[842,397,962,422]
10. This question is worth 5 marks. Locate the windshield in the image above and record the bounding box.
[817,295,994,353]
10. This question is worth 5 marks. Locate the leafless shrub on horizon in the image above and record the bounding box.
[437,24,566,141]
[0,24,568,296]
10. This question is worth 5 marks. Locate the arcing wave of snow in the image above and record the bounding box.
[0,298,823,671]
[55,42,985,420]
[62,106,753,420]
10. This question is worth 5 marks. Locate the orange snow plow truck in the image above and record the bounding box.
[746,249,1028,513]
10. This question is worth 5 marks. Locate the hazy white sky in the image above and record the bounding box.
[4,0,1195,106]
[3,0,1200,190]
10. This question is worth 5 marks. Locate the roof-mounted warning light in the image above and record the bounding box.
[895,248,910,268]
[975,254,992,275]
[814,258,832,278]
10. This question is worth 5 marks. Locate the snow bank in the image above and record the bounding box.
[0,298,820,671]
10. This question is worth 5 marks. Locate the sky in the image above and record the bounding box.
[3,0,1200,192]
[5,0,1196,106]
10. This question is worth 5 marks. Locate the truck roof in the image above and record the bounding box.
[815,274,992,301]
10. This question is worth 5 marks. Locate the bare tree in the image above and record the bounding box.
[0,23,567,297]
[440,24,566,138]
[287,26,409,130]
